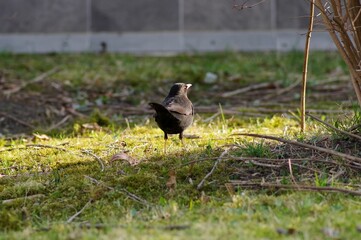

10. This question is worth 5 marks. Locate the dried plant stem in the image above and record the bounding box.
[2,194,45,205]
[229,181,361,196]
[0,111,36,129]
[234,133,361,163]
[307,113,361,141]
[301,0,315,132]
[84,175,150,207]
[197,148,229,190]
[66,200,92,223]
[81,150,105,172]
[3,67,60,95]
[314,0,361,108]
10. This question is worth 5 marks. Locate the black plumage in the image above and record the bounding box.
[149,83,194,152]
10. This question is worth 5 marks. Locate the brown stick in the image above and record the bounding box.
[261,80,301,101]
[307,113,361,141]
[221,82,274,98]
[26,144,69,152]
[197,148,229,190]
[233,133,361,163]
[179,156,361,170]
[81,150,105,172]
[2,194,45,205]
[46,115,72,132]
[314,0,361,107]
[0,111,36,129]
[84,175,150,206]
[66,200,92,223]
[229,181,361,196]
[301,0,315,133]
[3,67,60,95]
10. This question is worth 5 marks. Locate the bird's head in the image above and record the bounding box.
[168,83,192,97]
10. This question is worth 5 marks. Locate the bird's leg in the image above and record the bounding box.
[164,132,168,154]
[179,132,185,149]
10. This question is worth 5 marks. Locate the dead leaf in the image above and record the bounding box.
[32,133,51,141]
[183,134,200,139]
[166,170,177,193]
[81,123,101,131]
[110,151,139,166]
[200,191,210,204]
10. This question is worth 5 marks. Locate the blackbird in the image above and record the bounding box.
[149,83,194,152]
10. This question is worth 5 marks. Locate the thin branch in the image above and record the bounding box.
[301,0,315,132]
[2,194,45,205]
[229,181,361,196]
[288,159,298,184]
[233,133,361,163]
[46,115,72,132]
[261,79,301,101]
[233,0,267,10]
[66,200,92,223]
[197,148,229,190]
[81,150,105,172]
[307,113,361,141]
[0,111,36,129]
[221,82,274,98]
[26,144,69,152]
[84,175,150,207]
[3,67,60,95]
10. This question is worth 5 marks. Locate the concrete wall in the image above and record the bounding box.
[0,0,335,53]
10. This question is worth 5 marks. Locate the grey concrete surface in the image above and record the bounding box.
[276,0,310,29]
[91,0,179,32]
[184,0,273,30]
[0,31,336,54]
[0,0,335,53]
[0,34,90,53]
[0,0,88,33]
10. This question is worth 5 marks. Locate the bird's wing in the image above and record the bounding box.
[149,102,169,113]
[149,102,179,121]
[164,98,193,116]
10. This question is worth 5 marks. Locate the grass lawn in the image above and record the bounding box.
[0,51,361,239]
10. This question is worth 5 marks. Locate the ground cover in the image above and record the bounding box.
[0,51,360,239]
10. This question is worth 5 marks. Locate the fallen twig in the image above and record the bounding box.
[261,80,301,101]
[84,175,149,206]
[229,181,361,196]
[0,111,36,129]
[2,194,45,205]
[234,133,361,163]
[288,159,298,185]
[0,143,79,156]
[221,82,275,98]
[179,155,361,171]
[307,113,361,141]
[46,115,72,132]
[26,144,68,152]
[66,200,92,223]
[3,67,60,95]
[81,150,105,172]
[228,156,361,170]
[197,148,229,190]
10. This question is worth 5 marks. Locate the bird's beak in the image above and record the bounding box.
[186,84,192,89]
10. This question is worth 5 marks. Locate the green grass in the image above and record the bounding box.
[1,51,360,239]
